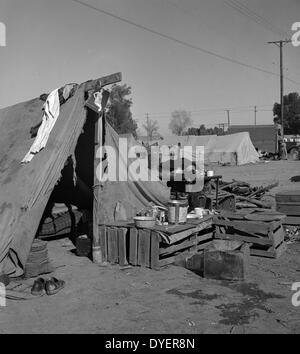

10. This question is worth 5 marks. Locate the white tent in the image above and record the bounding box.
[205,132,259,165]
[157,132,259,165]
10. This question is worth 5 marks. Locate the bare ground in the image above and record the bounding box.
[0,160,300,334]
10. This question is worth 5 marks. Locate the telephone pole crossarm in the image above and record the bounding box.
[268,39,292,139]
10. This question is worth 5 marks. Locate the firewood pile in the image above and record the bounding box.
[212,180,279,210]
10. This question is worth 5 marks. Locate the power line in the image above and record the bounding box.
[224,0,289,38]
[134,109,273,120]
[168,0,289,38]
[134,105,274,118]
[69,0,300,87]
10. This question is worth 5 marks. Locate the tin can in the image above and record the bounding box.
[168,200,188,224]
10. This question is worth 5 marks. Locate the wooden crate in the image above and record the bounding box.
[99,218,214,269]
[214,215,286,258]
[276,190,300,225]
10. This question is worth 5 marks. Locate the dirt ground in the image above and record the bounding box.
[1,160,300,334]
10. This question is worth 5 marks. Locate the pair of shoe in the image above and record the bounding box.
[31,277,65,296]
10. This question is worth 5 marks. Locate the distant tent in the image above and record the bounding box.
[205,132,259,165]
[157,132,259,165]
[0,78,169,277]
[228,125,276,153]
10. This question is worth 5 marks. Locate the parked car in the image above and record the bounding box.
[284,135,300,160]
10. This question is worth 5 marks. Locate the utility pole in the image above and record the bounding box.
[146,113,150,145]
[226,110,231,129]
[254,106,257,126]
[268,39,291,139]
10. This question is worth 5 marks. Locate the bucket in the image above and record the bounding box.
[168,200,188,224]
[76,235,92,257]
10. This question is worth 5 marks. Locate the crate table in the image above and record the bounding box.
[98,216,214,270]
[214,212,286,258]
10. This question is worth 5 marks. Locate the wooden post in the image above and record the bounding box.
[84,73,122,265]
[92,90,110,264]
[93,109,105,264]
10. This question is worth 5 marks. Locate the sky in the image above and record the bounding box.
[0,0,299,135]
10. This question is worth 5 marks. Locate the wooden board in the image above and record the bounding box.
[107,228,118,264]
[160,232,213,257]
[152,215,213,235]
[214,218,270,234]
[215,232,273,246]
[244,213,286,222]
[85,72,122,92]
[215,230,286,259]
[269,226,285,248]
[219,211,246,220]
[165,219,213,245]
[159,249,193,268]
[283,215,300,225]
[137,229,151,267]
[150,232,160,270]
[250,241,287,259]
[118,228,128,267]
[99,225,107,262]
[129,228,138,266]
[158,241,213,268]
[277,204,300,215]
[276,190,300,202]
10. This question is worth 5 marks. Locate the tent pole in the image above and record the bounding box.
[92,90,110,265]
[93,111,104,264]
[84,72,122,264]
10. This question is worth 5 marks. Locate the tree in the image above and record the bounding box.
[143,116,159,141]
[106,84,138,137]
[273,92,300,134]
[185,124,223,136]
[169,110,192,135]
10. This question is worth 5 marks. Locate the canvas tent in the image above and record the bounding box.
[205,132,259,165]
[0,78,169,277]
[156,132,259,166]
[228,125,276,153]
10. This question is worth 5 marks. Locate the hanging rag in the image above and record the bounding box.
[22,88,60,164]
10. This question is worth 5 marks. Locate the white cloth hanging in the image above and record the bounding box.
[22,88,60,164]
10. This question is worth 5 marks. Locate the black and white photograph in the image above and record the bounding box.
[0,0,300,338]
